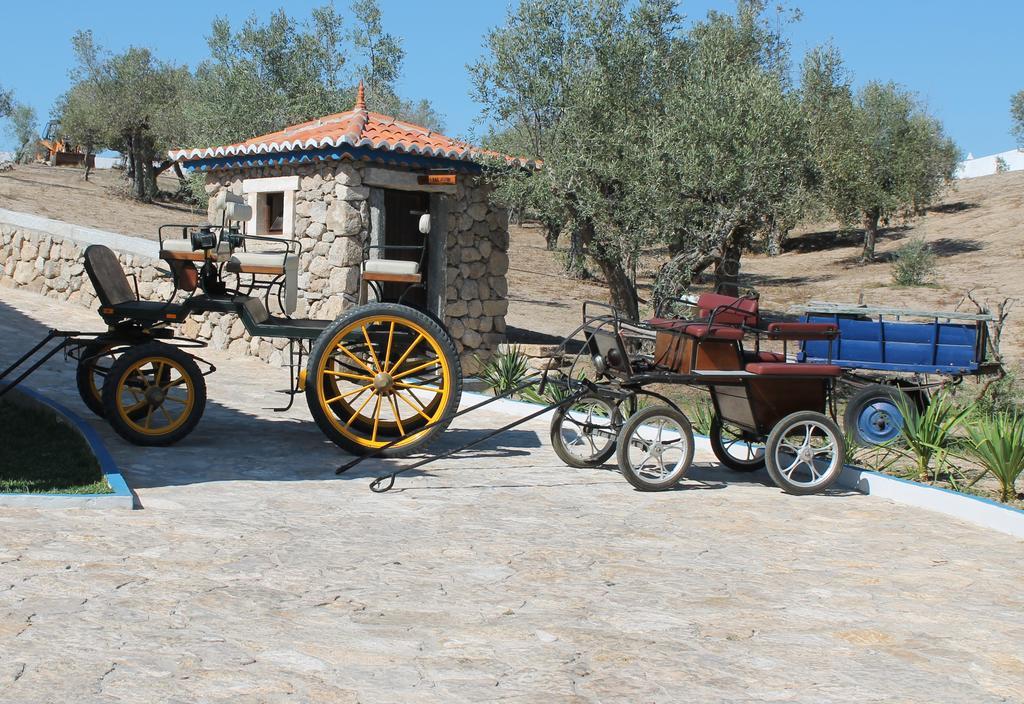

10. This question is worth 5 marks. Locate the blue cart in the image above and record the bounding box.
[793,303,998,445]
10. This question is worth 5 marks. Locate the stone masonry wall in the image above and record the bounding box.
[203,160,510,371]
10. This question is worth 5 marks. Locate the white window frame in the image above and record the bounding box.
[242,175,300,237]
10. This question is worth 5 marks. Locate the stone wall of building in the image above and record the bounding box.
[202,160,510,371]
[443,179,510,370]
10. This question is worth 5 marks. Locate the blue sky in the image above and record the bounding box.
[1,1,1021,157]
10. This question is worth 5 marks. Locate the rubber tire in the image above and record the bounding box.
[549,394,621,468]
[616,405,695,492]
[709,415,765,472]
[305,302,462,457]
[101,342,206,447]
[76,340,120,418]
[765,411,845,496]
[843,384,915,447]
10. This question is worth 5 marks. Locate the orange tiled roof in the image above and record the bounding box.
[169,82,532,168]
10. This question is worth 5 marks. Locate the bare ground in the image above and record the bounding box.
[508,170,1024,364]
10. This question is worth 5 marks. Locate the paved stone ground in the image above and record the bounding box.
[1,286,1022,703]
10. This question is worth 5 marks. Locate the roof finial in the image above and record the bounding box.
[355,80,366,111]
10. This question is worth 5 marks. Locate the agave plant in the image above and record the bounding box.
[478,346,533,398]
[964,412,1024,502]
[689,397,715,436]
[895,391,971,483]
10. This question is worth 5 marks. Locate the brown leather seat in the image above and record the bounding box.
[648,319,744,341]
[745,362,842,377]
[743,350,785,364]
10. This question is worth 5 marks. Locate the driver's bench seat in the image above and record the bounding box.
[84,244,184,323]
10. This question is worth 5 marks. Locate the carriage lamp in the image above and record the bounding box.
[191,227,218,251]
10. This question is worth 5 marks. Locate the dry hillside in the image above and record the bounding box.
[507,170,1024,364]
[1,163,1021,362]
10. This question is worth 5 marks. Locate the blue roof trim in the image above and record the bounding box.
[184,143,485,174]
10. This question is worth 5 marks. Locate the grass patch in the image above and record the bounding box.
[0,400,111,494]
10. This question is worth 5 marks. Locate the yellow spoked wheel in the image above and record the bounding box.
[306,303,462,456]
[101,342,206,446]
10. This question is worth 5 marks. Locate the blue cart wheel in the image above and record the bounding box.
[843,385,916,447]
[858,400,903,444]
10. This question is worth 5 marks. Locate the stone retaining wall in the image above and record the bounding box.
[0,214,319,369]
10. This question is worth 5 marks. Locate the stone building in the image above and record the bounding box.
[168,85,521,370]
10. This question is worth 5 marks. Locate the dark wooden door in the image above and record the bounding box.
[383,189,430,306]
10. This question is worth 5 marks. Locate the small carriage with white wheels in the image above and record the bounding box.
[1,193,462,457]
[547,295,848,495]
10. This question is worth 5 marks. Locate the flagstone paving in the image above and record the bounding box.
[0,285,1022,703]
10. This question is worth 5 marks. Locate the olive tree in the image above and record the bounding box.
[806,61,959,262]
[64,31,191,201]
[7,103,38,163]
[0,85,12,118]
[186,1,442,148]
[471,0,677,319]
[651,3,811,299]
[1011,90,1024,148]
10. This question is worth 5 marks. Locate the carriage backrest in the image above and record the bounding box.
[84,244,135,307]
[696,293,759,326]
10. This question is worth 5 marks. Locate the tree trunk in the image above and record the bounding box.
[543,221,560,250]
[861,208,880,262]
[578,220,638,320]
[712,228,745,296]
[565,223,590,280]
[82,144,93,182]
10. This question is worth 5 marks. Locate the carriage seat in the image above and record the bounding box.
[363,259,420,277]
[160,238,205,262]
[226,251,298,315]
[84,244,184,321]
[227,251,289,275]
[744,362,842,377]
[744,349,785,364]
[697,292,759,326]
[648,318,744,341]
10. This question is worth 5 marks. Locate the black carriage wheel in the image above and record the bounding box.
[76,340,121,418]
[616,405,695,491]
[549,393,621,468]
[709,415,765,472]
[76,340,151,421]
[101,343,206,447]
[843,384,918,447]
[765,411,845,495]
[305,303,462,457]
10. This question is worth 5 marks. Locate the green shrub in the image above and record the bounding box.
[891,237,936,286]
[478,346,532,397]
[895,391,971,482]
[972,370,1023,416]
[689,397,714,436]
[965,412,1024,502]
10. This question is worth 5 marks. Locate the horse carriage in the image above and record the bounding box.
[543,294,848,494]
[1,192,462,457]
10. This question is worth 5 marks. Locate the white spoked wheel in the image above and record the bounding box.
[549,394,621,468]
[709,415,765,472]
[765,411,845,495]
[616,405,695,491]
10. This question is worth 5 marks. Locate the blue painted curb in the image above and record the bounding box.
[1,385,134,509]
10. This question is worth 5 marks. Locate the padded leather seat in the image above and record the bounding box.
[743,350,785,364]
[697,293,759,326]
[745,362,842,377]
[160,239,205,262]
[363,259,420,277]
[227,251,288,274]
[648,318,744,341]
